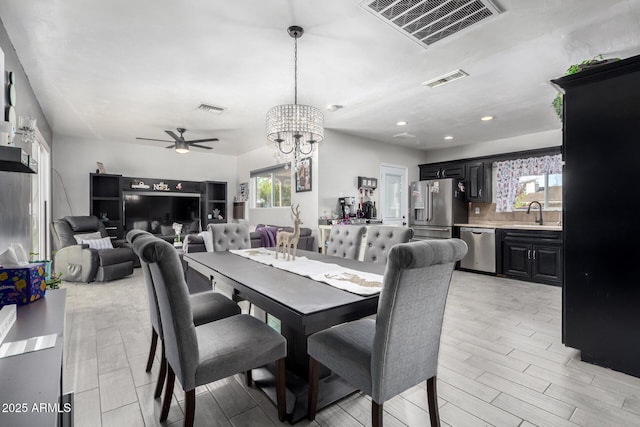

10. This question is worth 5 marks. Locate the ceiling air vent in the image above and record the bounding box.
[422,69,468,88]
[359,0,502,48]
[196,103,226,114]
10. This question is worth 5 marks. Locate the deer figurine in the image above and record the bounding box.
[275,204,302,261]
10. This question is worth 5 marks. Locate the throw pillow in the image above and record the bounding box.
[82,237,114,250]
[160,225,174,235]
[74,231,102,244]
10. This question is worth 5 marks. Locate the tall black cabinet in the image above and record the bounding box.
[553,55,640,377]
[90,173,123,240]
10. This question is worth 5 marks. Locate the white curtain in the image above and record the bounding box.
[494,154,562,212]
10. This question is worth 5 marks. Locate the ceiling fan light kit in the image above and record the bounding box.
[175,139,190,154]
[266,25,324,171]
[136,127,219,153]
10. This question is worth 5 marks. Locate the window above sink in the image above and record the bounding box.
[513,173,562,211]
[493,153,563,213]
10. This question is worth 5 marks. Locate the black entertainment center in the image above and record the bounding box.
[90,173,227,240]
[123,193,200,232]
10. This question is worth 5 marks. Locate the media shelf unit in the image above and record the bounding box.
[90,174,228,239]
[90,173,123,239]
[204,181,228,225]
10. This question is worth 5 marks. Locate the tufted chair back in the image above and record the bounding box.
[208,223,250,252]
[326,225,367,260]
[363,226,414,264]
[307,238,468,427]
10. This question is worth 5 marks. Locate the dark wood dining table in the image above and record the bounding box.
[183,248,385,423]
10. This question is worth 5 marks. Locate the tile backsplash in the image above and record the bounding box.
[467,203,561,225]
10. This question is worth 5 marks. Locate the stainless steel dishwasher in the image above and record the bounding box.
[460,227,496,273]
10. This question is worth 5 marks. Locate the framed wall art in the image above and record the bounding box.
[295,158,312,192]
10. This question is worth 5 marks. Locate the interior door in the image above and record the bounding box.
[379,164,407,226]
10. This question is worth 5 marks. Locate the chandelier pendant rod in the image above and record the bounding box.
[294,35,298,105]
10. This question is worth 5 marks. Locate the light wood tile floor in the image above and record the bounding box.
[62,269,640,426]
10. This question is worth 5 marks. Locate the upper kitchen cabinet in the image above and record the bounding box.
[553,54,640,377]
[419,161,465,180]
[465,161,491,202]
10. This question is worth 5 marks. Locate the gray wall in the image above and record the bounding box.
[422,129,561,163]
[0,18,52,253]
[235,129,429,228]
[52,136,238,222]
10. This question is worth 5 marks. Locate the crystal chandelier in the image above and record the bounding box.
[18,116,37,145]
[266,26,324,171]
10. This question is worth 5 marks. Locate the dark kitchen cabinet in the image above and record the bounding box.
[90,173,123,240]
[552,54,640,377]
[465,161,491,202]
[502,242,530,279]
[500,229,562,286]
[419,162,465,180]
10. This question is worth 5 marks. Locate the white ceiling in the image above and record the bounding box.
[1,0,639,156]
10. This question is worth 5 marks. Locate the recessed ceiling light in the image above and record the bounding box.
[396,121,408,126]
[481,115,494,121]
[444,136,453,140]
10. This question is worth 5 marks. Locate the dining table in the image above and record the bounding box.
[183,248,386,423]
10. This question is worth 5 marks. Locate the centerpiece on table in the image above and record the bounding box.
[275,204,302,261]
[172,222,183,247]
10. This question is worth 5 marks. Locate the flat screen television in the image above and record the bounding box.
[123,192,200,233]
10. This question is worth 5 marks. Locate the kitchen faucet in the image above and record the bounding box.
[526,201,544,225]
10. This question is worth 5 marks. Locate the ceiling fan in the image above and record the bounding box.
[136,127,219,153]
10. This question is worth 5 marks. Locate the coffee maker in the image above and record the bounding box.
[338,197,356,220]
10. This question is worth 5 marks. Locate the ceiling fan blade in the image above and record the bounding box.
[190,144,213,150]
[136,137,174,143]
[165,144,175,149]
[186,138,219,144]
[165,130,181,141]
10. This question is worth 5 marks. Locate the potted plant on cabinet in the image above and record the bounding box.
[552,55,620,121]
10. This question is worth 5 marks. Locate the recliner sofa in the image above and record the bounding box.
[52,216,136,282]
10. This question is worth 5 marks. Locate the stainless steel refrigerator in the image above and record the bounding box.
[409,178,468,239]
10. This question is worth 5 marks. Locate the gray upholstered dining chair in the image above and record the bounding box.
[127,230,241,405]
[209,222,251,251]
[363,226,414,264]
[326,225,367,260]
[138,237,288,426]
[307,238,468,427]
[207,223,260,313]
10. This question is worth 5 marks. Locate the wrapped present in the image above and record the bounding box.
[0,263,47,307]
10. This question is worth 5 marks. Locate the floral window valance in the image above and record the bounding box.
[494,154,562,212]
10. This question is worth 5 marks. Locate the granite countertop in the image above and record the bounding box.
[454,223,563,231]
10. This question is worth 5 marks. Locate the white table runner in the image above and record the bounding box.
[229,248,383,296]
